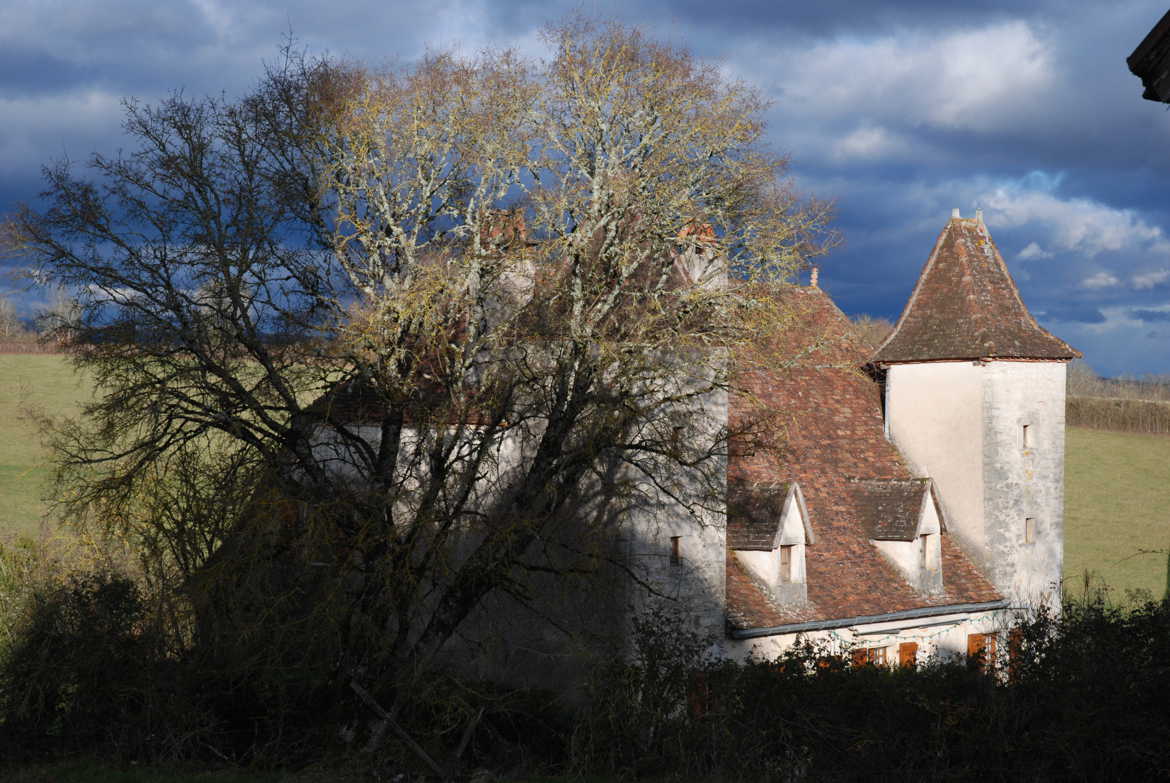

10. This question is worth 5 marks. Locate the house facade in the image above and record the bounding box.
[621,209,1078,666]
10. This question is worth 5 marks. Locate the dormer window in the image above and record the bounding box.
[858,477,945,595]
[727,481,813,606]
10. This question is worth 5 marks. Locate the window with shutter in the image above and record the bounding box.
[898,641,918,668]
[852,646,889,666]
[967,632,997,671]
[779,544,793,583]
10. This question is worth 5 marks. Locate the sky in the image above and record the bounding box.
[2,1,1169,376]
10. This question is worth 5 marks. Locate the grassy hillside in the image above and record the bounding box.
[1064,426,1170,602]
[0,354,91,540]
[1,356,1167,602]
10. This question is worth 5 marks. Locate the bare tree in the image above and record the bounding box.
[0,293,23,341]
[12,21,834,731]
[850,313,894,351]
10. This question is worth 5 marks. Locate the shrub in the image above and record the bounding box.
[0,571,183,760]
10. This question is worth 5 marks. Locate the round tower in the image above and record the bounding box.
[872,210,1080,612]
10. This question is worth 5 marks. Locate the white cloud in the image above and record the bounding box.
[765,20,1053,133]
[1132,269,1170,290]
[1081,272,1120,289]
[831,124,909,162]
[1018,241,1052,260]
[977,175,1166,259]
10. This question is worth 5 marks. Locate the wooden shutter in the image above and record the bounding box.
[779,545,792,583]
[967,632,997,671]
[687,671,709,718]
[898,642,918,668]
[851,648,869,666]
[1007,628,1024,680]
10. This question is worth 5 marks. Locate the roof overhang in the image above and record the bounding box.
[1129,9,1170,103]
[728,599,1011,639]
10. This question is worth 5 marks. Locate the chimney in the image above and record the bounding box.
[952,208,960,219]
[810,266,819,288]
[481,208,528,249]
[975,209,984,225]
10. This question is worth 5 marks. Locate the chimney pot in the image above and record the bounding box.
[810,266,819,288]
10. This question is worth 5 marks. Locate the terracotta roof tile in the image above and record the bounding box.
[726,284,1002,631]
[725,552,820,631]
[872,217,1079,363]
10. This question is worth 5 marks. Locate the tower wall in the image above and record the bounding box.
[885,360,1066,610]
[982,361,1066,611]
[885,362,985,548]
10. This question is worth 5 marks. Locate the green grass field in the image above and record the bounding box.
[1064,426,1170,602]
[0,354,92,540]
[1,355,1167,602]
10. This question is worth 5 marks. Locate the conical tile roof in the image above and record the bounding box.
[872,214,1079,363]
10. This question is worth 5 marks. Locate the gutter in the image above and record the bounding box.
[729,599,1011,640]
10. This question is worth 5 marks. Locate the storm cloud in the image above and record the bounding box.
[2,0,1168,376]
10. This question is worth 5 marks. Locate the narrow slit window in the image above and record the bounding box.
[1024,517,1036,544]
[1021,424,1032,449]
[670,536,681,566]
[779,545,794,583]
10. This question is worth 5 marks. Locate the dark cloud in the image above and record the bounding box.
[1132,308,1170,322]
[2,0,1170,373]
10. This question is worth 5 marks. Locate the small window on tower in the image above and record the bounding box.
[1021,424,1032,449]
[1024,517,1036,544]
[670,536,681,565]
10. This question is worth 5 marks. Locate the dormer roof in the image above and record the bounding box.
[872,213,1080,364]
[848,477,945,541]
[727,480,813,551]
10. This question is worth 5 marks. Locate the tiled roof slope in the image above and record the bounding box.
[726,285,1001,633]
[726,552,820,629]
[872,216,1080,363]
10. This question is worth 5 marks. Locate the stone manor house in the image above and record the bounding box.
[309,209,1078,677]
[706,209,1079,665]
[541,208,1078,671]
